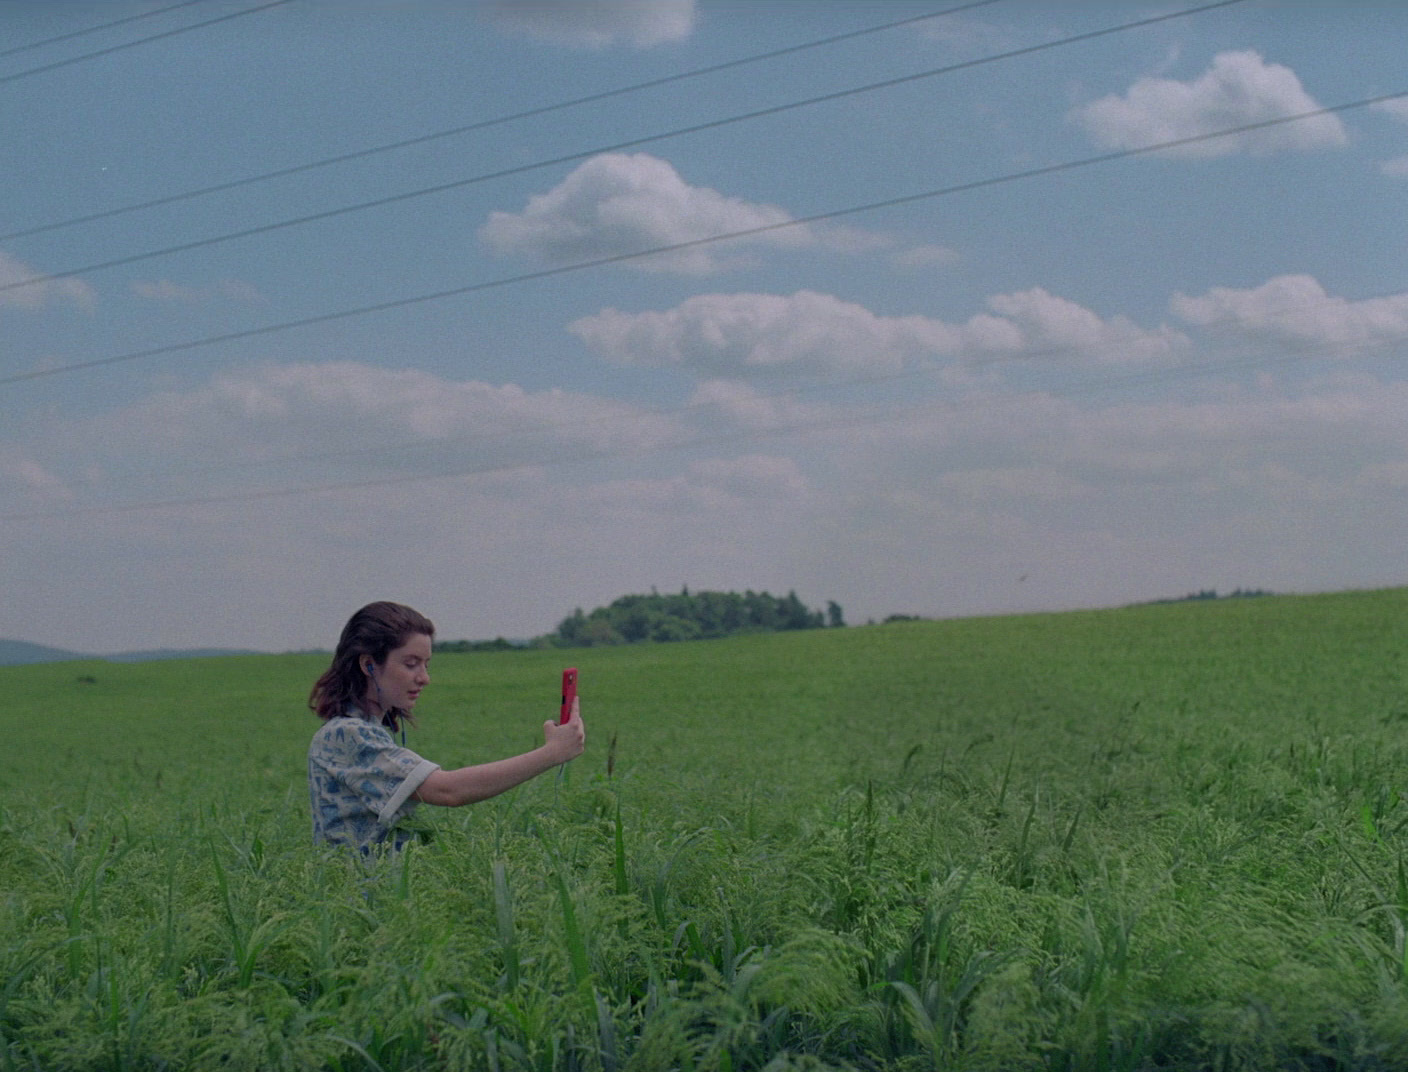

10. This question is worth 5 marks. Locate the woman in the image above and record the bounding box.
[307,601,585,850]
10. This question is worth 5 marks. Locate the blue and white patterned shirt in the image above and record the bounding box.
[308,710,440,850]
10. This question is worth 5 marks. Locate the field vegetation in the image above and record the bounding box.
[2,588,1407,1070]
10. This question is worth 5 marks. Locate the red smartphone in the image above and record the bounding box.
[559,667,578,724]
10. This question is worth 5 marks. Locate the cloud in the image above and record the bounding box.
[481,0,694,49]
[1073,50,1347,157]
[0,450,72,501]
[481,153,810,274]
[1172,275,1408,351]
[1373,98,1408,123]
[937,465,1093,504]
[680,454,807,503]
[571,291,960,375]
[983,288,1188,364]
[570,288,1186,378]
[0,251,93,309]
[912,12,1012,53]
[686,379,832,429]
[0,362,689,521]
[145,361,678,462]
[1372,98,1408,174]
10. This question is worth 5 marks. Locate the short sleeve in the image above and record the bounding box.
[308,718,440,848]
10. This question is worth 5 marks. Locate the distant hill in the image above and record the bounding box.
[103,648,260,662]
[0,639,87,665]
[0,639,261,667]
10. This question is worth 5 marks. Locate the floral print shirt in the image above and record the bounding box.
[307,710,440,850]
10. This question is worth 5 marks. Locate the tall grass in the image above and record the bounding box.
[3,588,1408,1068]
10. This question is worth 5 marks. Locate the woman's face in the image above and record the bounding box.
[366,632,432,713]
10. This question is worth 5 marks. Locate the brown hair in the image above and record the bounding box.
[309,601,435,732]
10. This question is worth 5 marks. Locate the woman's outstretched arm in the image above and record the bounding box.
[413,699,584,807]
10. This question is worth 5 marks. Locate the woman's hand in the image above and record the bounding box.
[543,696,585,764]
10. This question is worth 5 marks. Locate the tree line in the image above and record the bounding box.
[434,588,844,652]
[553,588,844,647]
[1140,587,1274,606]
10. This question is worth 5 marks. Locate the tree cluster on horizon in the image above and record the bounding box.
[435,587,843,652]
[549,587,844,648]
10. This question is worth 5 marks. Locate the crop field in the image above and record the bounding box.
[3,588,1408,1071]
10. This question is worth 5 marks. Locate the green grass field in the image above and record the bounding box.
[3,588,1408,1070]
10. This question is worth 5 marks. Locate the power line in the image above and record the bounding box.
[3,87,1400,390]
[0,0,295,87]
[0,0,213,60]
[0,0,1003,244]
[0,0,1247,297]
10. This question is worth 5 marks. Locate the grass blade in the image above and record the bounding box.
[492,858,520,992]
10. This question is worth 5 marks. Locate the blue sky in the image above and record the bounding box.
[2,0,1406,653]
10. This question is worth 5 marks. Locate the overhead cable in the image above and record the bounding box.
[0,0,213,60]
[0,0,1247,295]
[0,0,1003,243]
[3,87,1400,390]
[0,0,295,87]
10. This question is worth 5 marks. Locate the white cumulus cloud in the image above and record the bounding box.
[1073,50,1346,157]
[481,0,694,48]
[1172,275,1408,351]
[983,288,1188,364]
[570,288,1186,378]
[571,291,960,375]
[481,153,809,274]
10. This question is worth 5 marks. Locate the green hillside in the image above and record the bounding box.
[2,588,1407,1069]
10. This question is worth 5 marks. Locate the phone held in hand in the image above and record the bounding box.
[560,667,578,725]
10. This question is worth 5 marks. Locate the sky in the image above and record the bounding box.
[2,0,1406,654]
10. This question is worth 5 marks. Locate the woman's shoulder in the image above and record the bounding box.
[310,713,389,750]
